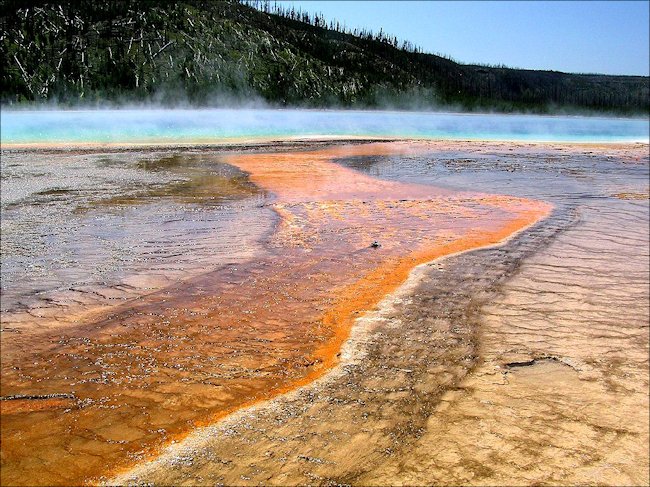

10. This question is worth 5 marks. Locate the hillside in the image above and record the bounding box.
[1,0,648,114]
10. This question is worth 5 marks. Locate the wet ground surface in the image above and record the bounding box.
[0,142,547,485]
[1,151,270,332]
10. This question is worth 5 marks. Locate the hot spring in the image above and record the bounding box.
[1,108,648,146]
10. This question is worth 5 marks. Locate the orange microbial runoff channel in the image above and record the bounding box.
[0,142,552,486]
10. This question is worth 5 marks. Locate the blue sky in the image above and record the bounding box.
[278,1,649,76]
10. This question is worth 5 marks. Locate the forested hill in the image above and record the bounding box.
[1,0,649,114]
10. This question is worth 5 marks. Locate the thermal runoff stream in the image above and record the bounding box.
[0,110,648,486]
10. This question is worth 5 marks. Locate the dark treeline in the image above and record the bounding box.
[242,0,425,53]
[1,0,648,114]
